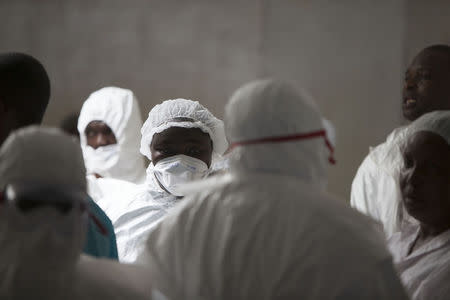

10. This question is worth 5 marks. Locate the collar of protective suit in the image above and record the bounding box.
[78,87,146,184]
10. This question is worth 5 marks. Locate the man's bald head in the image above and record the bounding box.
[403,44,450,121]
[0,52,50,145]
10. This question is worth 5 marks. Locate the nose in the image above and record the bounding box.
[404,77,417,90]
[95,134,109,147]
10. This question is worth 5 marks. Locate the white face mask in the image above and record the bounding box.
[153,154,209,196]
[83,144,120,177]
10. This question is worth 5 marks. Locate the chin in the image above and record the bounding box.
[402,109,422,121]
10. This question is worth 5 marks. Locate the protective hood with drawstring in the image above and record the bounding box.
[113,98,228,263]
[0,126,155,300]
[137,79,408,300]
[78,87,146,184]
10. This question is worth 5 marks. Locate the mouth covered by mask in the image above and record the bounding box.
[152,154,209,196]
[83,144,120,177]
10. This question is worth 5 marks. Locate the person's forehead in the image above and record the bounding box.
[153,127,211,144]
[407,131,450,156]
[86,120,111,130]
[410,50,450,71]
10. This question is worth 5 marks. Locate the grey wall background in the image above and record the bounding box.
[1,0,449,200]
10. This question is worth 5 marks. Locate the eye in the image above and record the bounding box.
[155,147,173,155]
[186,147,201,156]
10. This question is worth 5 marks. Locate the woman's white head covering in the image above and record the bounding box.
[78,87,146,183]
[405,110,450,145]
[140,98,228,161]
[226,79,333,188]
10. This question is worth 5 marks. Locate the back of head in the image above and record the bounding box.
[0,126,86,191]
[226,79,331,187]
[0,126,88,289]
[0,53,50,130]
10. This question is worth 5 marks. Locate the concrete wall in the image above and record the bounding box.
[2,0,443,200]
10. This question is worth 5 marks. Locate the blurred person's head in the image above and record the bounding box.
[59,112,80,139]
[226,79,335,188]
[77,87,145,182]
[0,126,88,275]
[0,53,50,146]
[141,99,228,196]
[400,111,450,233]
[403,45,450,121]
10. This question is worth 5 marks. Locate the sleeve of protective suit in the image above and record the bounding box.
[350,154,400,237]
[335,258,409,300]
[136,197,204,300]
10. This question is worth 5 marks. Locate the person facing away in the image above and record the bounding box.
[0,126,154,300]
[112,98,228,263]
[351,44,450,237]
[388,110,450,300]
[136,79,409,300]
[0,52,50,147]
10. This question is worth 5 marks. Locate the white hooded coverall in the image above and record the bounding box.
[77,87,146,204]
[0,126,159,300]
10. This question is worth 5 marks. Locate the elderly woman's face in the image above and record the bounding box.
[400,131,450,228]
[150,127,213,167]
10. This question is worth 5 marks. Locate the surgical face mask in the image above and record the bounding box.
[83,144,120,177]
[153,154,209,196]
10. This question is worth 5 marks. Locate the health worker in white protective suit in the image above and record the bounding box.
[0,126,163,300]
[77,87,146,204]
[114,98,228,263]
[351,44,450,237]
[388,111,450,300]
[137,79,409,300]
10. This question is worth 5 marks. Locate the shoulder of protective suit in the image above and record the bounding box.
[365,126,407,173]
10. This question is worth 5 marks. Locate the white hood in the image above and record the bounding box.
[78,87,146,184]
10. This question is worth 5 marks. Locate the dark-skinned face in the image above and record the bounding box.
[85,121,117,149]
[150,127,213,167]
[402,49,450,121]
[400,131,450,230]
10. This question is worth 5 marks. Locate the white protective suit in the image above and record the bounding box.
[77,87,146,203]
[137,79,409,300]
[388,110,450,300]
[114,98,228,263]
[0,126,158,300]
[350,126,410,237]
